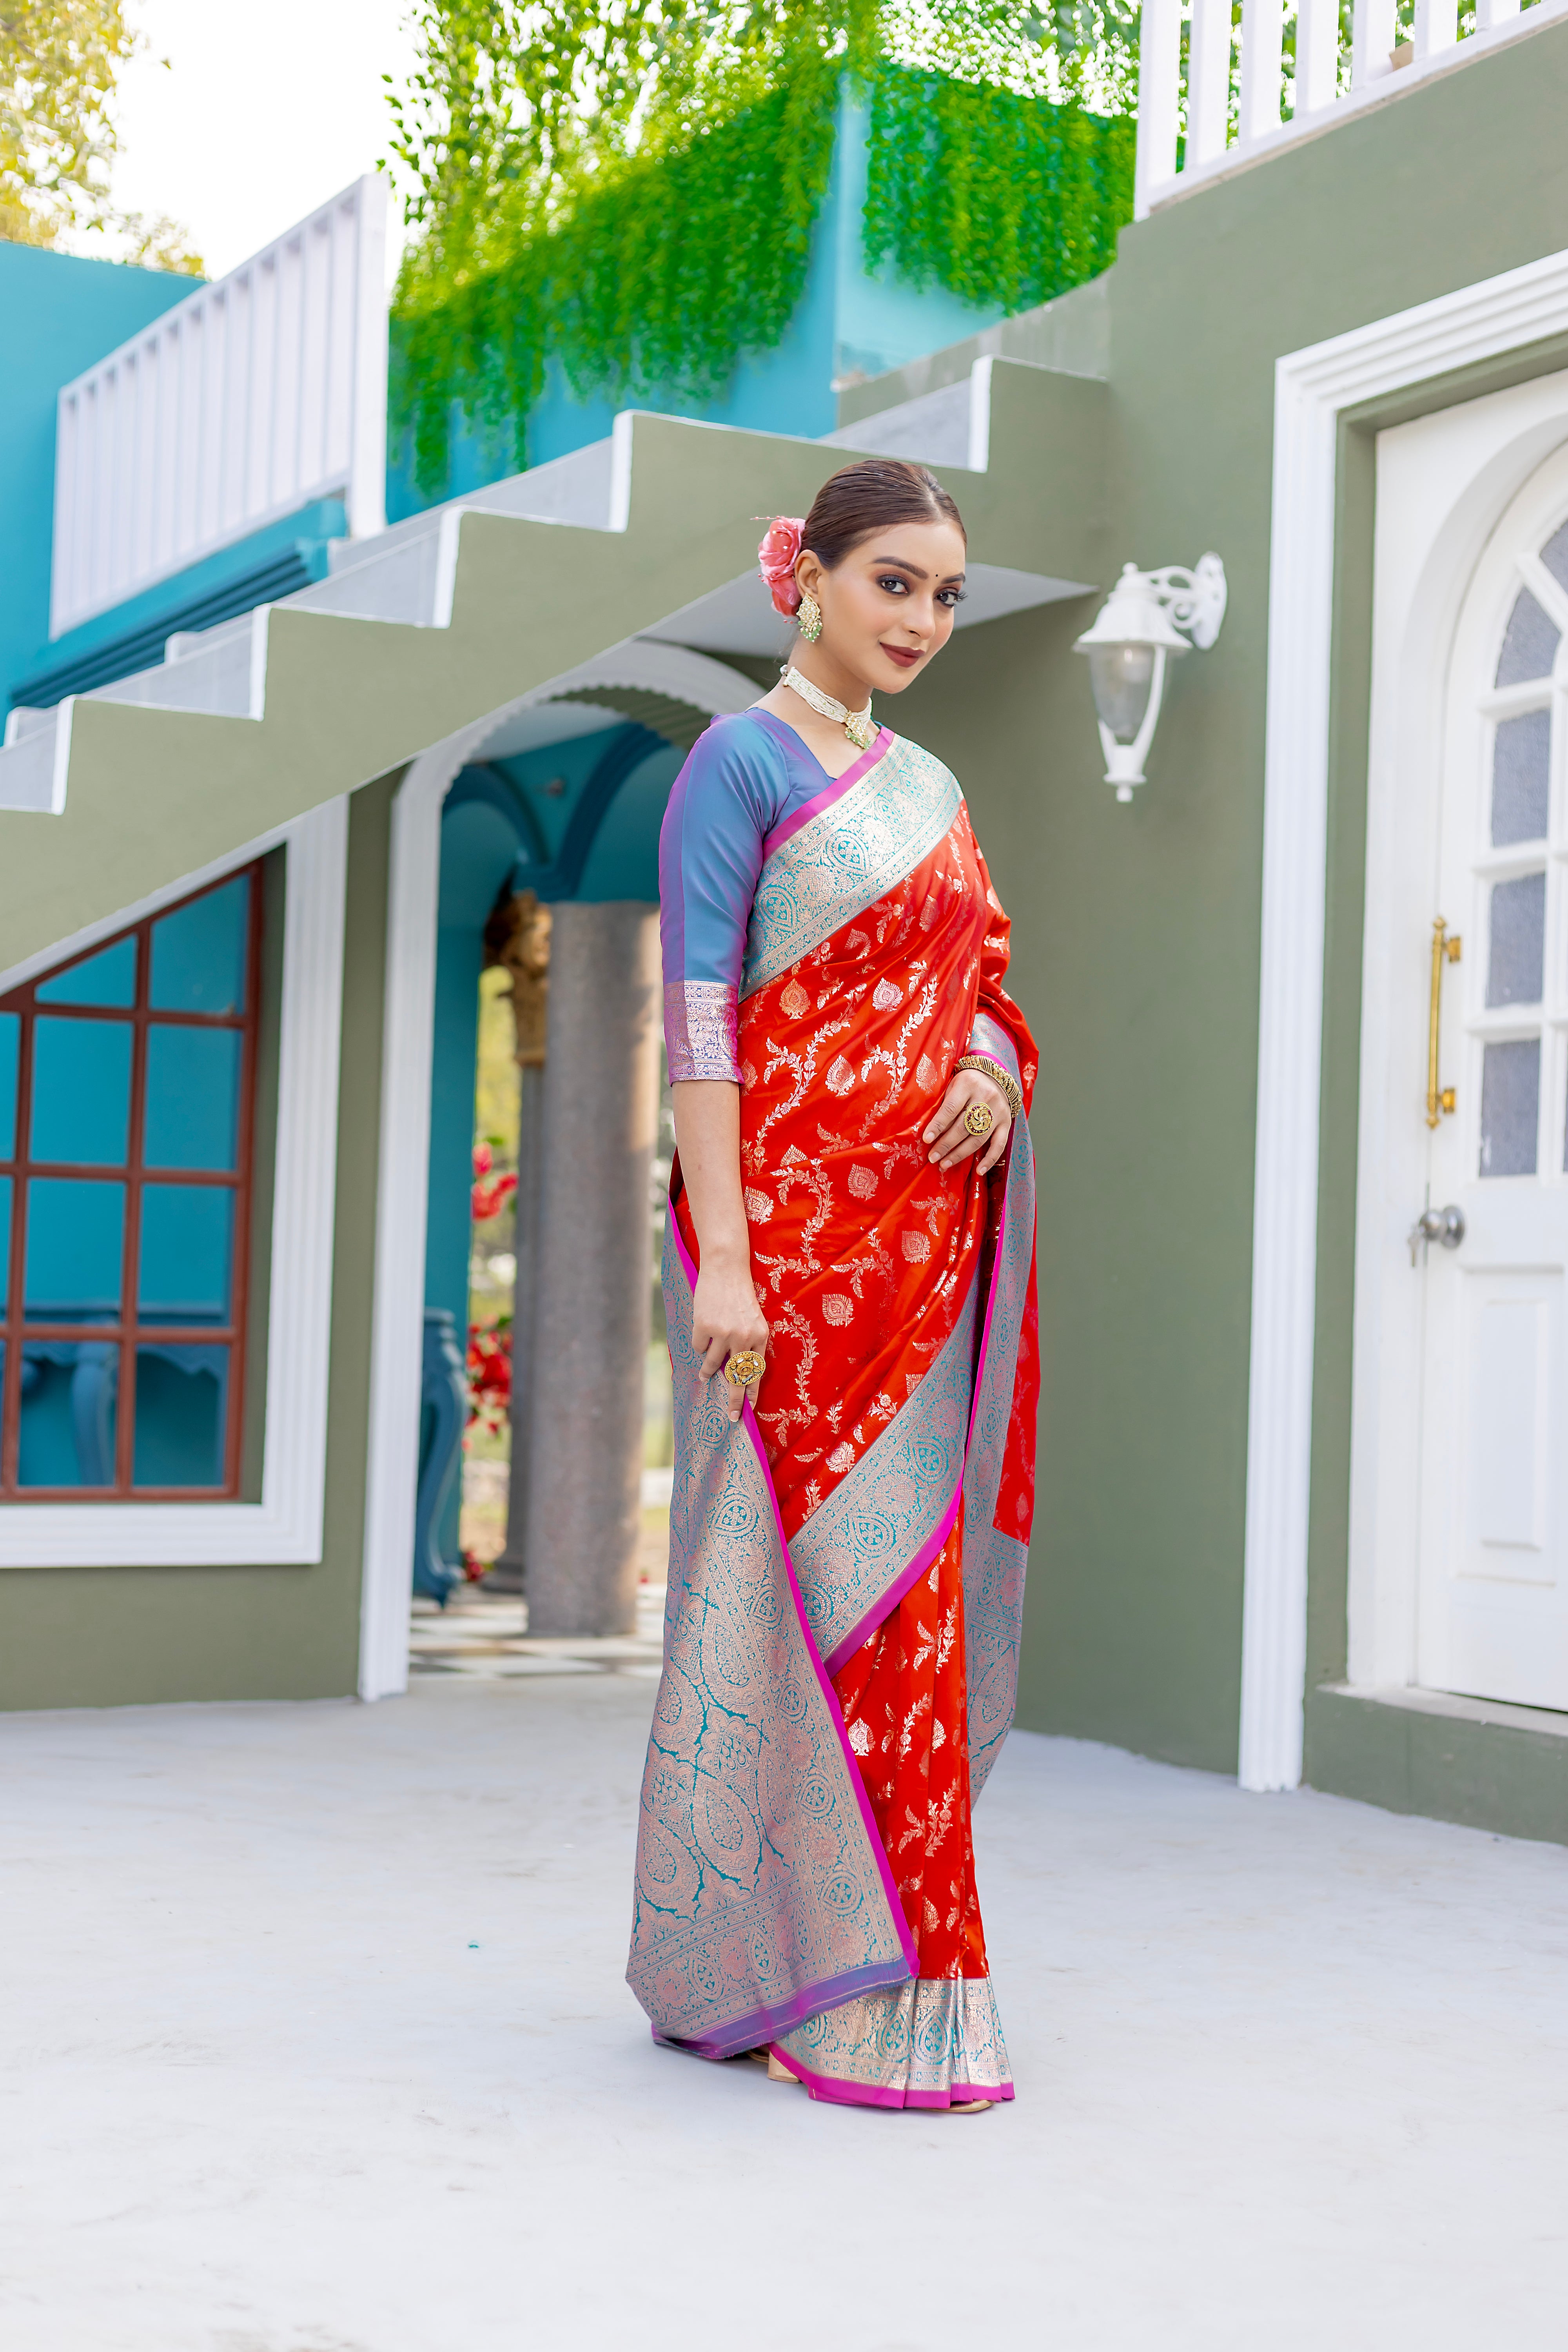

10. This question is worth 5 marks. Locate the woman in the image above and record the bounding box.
[627,457,1038,2111]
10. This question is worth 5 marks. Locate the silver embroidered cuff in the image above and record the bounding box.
[664,980,741,1083]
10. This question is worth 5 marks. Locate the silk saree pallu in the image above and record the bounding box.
[628,730,1039,2110]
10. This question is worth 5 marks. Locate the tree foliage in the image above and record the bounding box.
[386,2,1138,492]
[0,0,202,270]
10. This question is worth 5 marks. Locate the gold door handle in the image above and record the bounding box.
[1426,917,1461,1129]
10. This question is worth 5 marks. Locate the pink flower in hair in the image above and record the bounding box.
[758,515,805,616]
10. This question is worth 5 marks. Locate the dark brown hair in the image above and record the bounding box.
[801,457,965,571]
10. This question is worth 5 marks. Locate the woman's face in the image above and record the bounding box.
[797,517,968,696]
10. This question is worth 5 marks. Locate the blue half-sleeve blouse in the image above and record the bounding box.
[659,707,833,1082]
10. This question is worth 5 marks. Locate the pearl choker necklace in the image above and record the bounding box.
[782,665,877,752]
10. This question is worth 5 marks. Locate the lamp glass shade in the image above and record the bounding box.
[1087,642,1156,743]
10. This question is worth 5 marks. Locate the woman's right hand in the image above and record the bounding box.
[692,1249,769,1423]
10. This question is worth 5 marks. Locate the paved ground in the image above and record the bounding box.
[409,1582,666,1680]
[2,1672,1564,2352]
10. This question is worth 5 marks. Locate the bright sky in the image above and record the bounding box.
[111,0,423,284]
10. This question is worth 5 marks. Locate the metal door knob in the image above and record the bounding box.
[1407,1203,1465,1265]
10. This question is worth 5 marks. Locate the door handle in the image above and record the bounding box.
[1426,917,1461,1128]
[1408,1203,1465,1267]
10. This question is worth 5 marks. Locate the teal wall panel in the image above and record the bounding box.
[0,243,192,714]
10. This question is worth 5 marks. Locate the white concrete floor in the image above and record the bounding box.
[2,1675,1564,2352]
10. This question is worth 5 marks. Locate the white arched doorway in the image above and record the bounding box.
[358,640,758,1697]
[1351,381,1568,1715]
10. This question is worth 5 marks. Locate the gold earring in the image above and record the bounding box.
[798,587,822,643]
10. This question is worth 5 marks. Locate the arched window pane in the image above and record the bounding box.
[133,1345,228,1487]
[138,1186,233,1325]
[35,937,136,1009]
[1491,710,1550,846]
[150,876,249,1014]
[24,1178,124,1321]
[143,1029,241,1171]
[30,1018,133,1166]
[1486,872,1546,1007]
[18,1340,119,1486]
[1495,587,1560,687]
[1479,1040,1540,1178]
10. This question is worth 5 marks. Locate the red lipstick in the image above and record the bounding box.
[881,644,922,670]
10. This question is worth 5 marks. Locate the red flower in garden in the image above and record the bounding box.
[466,1317,512,1438]
[471,1140,518,1223]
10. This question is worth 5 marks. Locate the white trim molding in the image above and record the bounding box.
[0,796,348,1568]
[1241,241,1568,1792]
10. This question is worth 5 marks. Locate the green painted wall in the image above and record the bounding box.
[0,780,396,1710]
[850,18,1568,1797]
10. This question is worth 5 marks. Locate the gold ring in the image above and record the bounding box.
[963,1103,995,1138]
[725,1351,765,1387]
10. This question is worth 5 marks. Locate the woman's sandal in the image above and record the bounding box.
[766,2052,802,2085]
[946,2098,995,2113]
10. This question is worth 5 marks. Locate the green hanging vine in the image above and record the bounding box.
[387,3,1138,496]
[862,62,1133,316]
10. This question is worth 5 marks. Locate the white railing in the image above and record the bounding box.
[50,176,388,639]
[1136,0,1568,216]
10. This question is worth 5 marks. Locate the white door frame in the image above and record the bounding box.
[1242,244,1568,1791]
[1350,377,1568,1700]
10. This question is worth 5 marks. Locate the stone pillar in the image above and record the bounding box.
[523,901,661,1636]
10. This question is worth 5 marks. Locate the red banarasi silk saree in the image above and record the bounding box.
[628,709,1038,2108]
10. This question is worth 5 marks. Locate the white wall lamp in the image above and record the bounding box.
[1073,555,1227,802]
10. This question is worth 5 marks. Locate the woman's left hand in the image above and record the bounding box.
[923,1065,1012,1175]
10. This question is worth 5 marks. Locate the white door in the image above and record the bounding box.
[1417,459,1568,1708]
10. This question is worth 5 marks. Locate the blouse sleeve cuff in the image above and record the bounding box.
[665,981,741,1083]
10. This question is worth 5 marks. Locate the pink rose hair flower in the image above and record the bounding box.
[758,515,805,617]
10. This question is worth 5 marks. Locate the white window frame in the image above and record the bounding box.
[0,796,347,1566]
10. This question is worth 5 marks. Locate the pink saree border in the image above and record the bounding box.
[760,725,894,857]
[766,2042,1016,2110]
[668,1218,919,1987]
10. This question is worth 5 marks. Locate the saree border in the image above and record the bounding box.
[959,1030,1036,1796]
[740,735,964,1000]
[760,725,893,857]
[789,1280,978,1676]
[788,1030,1035,1713]
[627,1217,917,2063]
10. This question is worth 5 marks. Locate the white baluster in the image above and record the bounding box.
[1239,0,1285,142]
[1475,0,1520,27]
[1188,0,1235,165]
[1351,0,1397,84]
[1414,0,1458,54]
[1294,0,1342,114]
[1134,0,1182,216]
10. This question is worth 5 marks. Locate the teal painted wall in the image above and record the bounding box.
[0,242,193,715]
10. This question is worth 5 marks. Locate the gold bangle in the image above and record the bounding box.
[955,1054,1023,1122]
